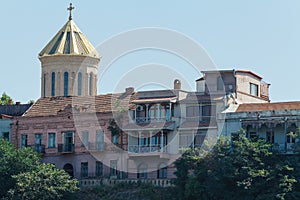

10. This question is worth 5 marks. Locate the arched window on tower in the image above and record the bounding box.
[64,72,68,96]
[43,74,46,97]
[51,72,55,96]
[78,72,82,96]
[89,72,93,96]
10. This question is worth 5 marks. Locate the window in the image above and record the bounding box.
[179,134,193,148]
[249,132,257,140]
[78,72,82,96]
[64,72,68,96]
[202,105,211,117]
[21,134,28,148]
[35,134,42,146]
[48,133,56,148]
[51,72,55,96]
[151,134,158,145]
[287,133,296,144]
[194,133,205,147]
[157,163,167,179]
[139,133,149,146]
[110,160,118,176]
[89,72,93,96]
[186,105,199,118]
[63,132,74,152]
[112,134,119,145]
[217,76,224,91]
[82,131,89,147]
[250,83,258,96]
[2,132,9,141]
[35,134,43,153]
[96,161,103,177]
[81,162,88,178]
[138,163,148,179]
[43,74,46,97]
[266,131,274,144]
[96,130,104,150]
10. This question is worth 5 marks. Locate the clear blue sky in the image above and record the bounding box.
[0,0,299,103]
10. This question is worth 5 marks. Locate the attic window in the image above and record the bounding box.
[250,83,258,96]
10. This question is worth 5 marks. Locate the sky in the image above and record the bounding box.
[0,0,300,103]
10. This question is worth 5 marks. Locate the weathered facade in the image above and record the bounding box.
[221,102,300,153]
[10,4,291,183]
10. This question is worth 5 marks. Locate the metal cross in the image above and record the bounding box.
[67,3,75,20]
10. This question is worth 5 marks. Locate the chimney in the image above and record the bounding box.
[125,87,134,94]
[174,79,181,90]
[16,102,21,105]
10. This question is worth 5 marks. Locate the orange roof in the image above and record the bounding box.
[236,101,300,112]
[24,93,135,117]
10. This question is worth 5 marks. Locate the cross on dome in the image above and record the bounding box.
[67,3,75,20]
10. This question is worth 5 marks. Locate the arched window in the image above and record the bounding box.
[64,72,68,96]
[78,72,82,96]
[89,72,93,96]
[157,163,168,179]
[43,74,46,97]
[137,163,147,179]
[51,72,55,96]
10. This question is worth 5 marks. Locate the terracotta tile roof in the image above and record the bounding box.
[24,93,135,117]
[0,104,32,117]
[236,101,300,112]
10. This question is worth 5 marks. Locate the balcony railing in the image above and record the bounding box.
[128,145,167,153]
[135,117,172,124]
[28,144,45,153]
[88,142,105,151]
[58,143,74,153]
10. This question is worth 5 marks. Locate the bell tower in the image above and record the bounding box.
[39,3,100,97]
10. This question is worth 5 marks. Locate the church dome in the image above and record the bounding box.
[39,18,100,58]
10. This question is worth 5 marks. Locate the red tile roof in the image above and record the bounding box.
[24,93,135,117]
[236,102,300,112]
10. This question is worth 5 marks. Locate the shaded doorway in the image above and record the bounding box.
[63,163,74,178]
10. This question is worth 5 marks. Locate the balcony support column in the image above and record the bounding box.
[138,131,142,153]
[149,131,153,152]
[160,131,164,152]
[134,106,137,122]
[145,104,149,122]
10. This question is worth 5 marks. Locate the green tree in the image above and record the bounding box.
[0,139,78,199]
[174,131,298,200]
[0,92,13,105]
[0,139,40,197]
[8,163,78,200]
